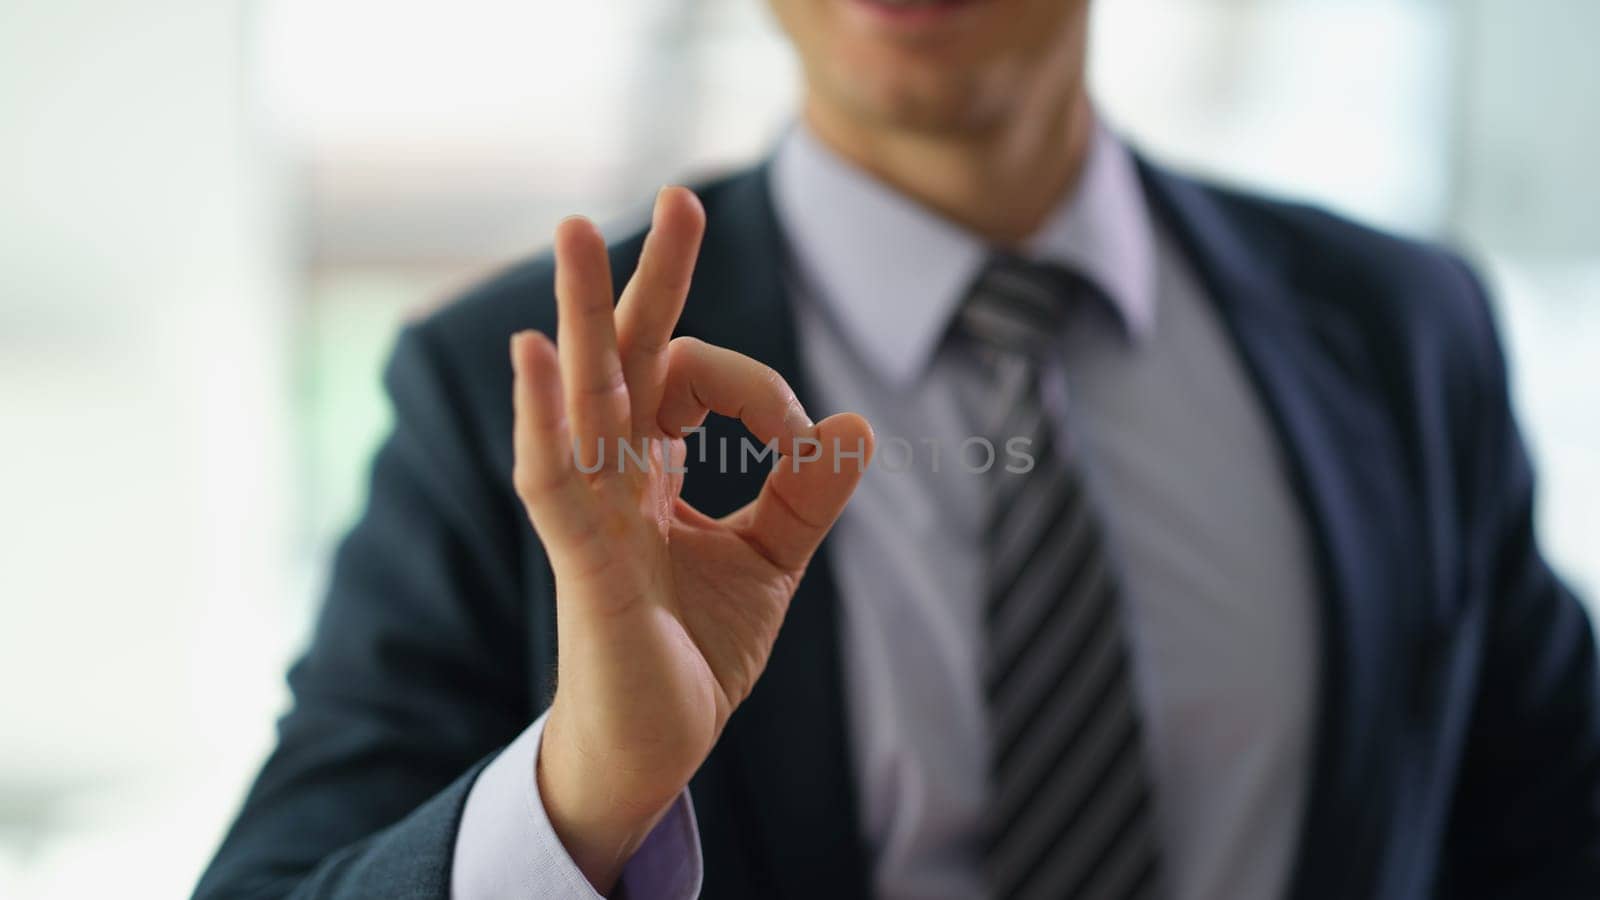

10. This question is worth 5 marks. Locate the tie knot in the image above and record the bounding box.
[956,255,1095,361]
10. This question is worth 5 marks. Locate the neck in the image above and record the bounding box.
[801,74,1093,246]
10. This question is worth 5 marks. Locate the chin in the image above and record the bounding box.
[848,70,1001,135]
[774,0,1084,135]
[820,36,1027,137]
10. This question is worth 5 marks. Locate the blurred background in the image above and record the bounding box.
[1,0,1596,895]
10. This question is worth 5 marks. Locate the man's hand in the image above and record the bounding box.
[510,186,874,892]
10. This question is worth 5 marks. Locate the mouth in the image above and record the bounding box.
[847,0,988,30]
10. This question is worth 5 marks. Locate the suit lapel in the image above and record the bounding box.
[1137,160,1422,898]
[674,167,872,897]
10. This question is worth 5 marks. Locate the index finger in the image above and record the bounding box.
[616,186,705,433]
[655,337,814,450]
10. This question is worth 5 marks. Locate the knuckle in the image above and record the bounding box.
[658,267,694,297]
[640,256,693,297]
[575,365,629,400]
[619,331,667,359]
[761,367,793,400]
[668,335,704,358]
[512,463,560,503]
[572,294,617,320]
[512,464,540,500]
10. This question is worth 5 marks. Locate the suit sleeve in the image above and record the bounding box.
[1440,264,1600,897]
[193,323,538,899]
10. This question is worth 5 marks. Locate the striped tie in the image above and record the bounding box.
[958,255,1163,900]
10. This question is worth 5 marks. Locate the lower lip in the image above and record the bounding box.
[848,0,984,29]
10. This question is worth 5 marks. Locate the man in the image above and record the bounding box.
[196,0,1600,898]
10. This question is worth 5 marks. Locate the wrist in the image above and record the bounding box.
[537,706,675,893]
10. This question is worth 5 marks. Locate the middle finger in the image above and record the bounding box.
[553,216,630,469]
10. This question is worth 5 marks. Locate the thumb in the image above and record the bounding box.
[733,412,875,572]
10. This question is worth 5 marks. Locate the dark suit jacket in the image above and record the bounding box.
[194,158,1600,899]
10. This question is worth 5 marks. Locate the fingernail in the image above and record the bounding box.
[654,185,679,220]
[557,214,597,238]
[510,331,531,369]
[784,404,814,435]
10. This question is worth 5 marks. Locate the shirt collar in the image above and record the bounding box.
[769,118,1158,387]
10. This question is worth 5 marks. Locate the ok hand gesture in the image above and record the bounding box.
[510,186,874,891]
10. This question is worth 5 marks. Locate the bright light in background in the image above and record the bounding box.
[1092,0,1455,235]
[1,1,293,897]
[259,1,635,150]
[1487,259,1600,597]
[1,0,1595,897]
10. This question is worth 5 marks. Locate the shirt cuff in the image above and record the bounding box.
[451,710,703,899]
